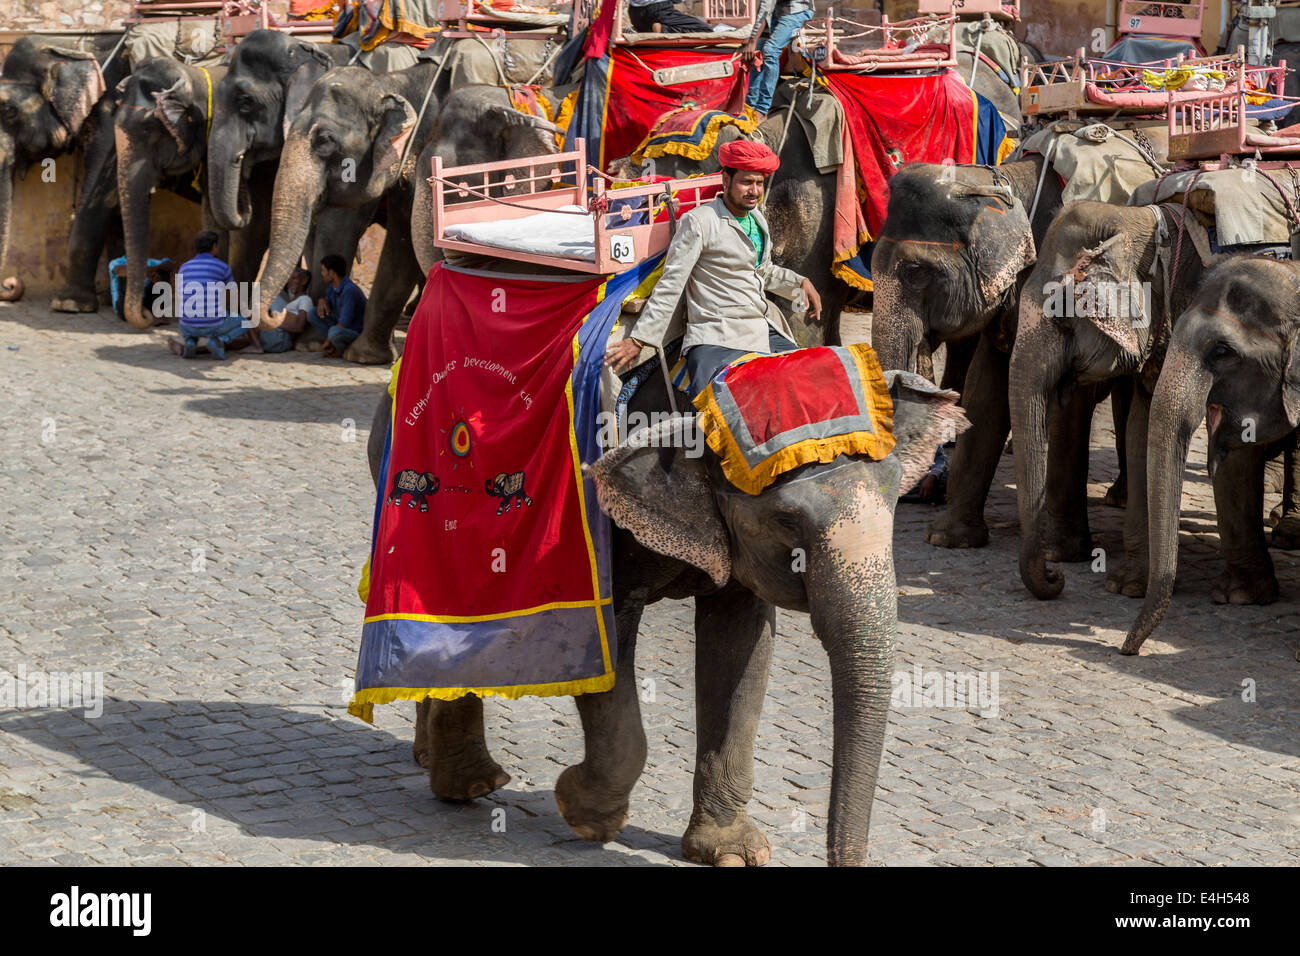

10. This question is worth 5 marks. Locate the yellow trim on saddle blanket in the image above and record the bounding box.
[630,106,761,165]
[348,671,617,722]
[692,343,895,495]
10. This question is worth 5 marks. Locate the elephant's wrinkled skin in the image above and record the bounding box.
[1124,257,1300,654]
[871,160,1109,558]
[0,36,127,307]
[366,363,970,865]
[1011,201,1212,600]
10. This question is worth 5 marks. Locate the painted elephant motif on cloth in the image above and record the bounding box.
[388,469,440,512]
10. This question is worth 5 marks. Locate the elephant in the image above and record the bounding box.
[1123,256,1300,655]
[387,469,439,511]
[366,356,970,865]
[0,36,127,306]
[205,29,352,307]
[870,159,1113,558]
[485,471,532,515]
[114,57,267,329]
[1010,200,1214,601]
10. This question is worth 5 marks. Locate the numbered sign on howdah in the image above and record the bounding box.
[610,234,635,265]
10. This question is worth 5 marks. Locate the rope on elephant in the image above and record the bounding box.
[524,36,561,86]
[470,34,512,87]
[757,81,808,211]
[397,55,452,176]
[1027,133,1059,225]
[99,31,130,71]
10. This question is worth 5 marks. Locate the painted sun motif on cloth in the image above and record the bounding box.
[440,410,481,470]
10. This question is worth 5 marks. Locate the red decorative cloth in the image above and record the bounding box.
[718,139,780,174]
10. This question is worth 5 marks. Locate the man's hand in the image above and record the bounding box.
[604,337,644,374]
[741,36,759,65]
[317,297,330,316]
[799,279,822,322]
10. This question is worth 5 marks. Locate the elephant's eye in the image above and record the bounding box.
[1209,342,1236,361]
[898,261,931,289]
[0,104,17,125]
[236,95,255,114]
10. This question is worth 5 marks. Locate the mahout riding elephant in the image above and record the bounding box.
[1011,200,1217,600]
[115,57,268,329]
[868,159,1122,560]
[365,360,970,865]
[0,35,127,305]
[205,29,352,306]
[1123,256,1300,654]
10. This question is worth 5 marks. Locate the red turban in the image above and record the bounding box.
[718,140,780,174]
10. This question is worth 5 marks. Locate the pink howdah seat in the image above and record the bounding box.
[430,138,723,273]
[1117,0,1205,40]
[794,13,959,73]
[916,0,1019,22]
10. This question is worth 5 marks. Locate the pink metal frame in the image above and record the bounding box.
[128,2,335,40]
[1167,61,1299,160]
[796,13,959,72]
[433,0,566,37]
[916,0,1019,22]
[570,0,755,47]
[1019,46,1279,116]
[430,139,723,274]
[1117,0,1205,39]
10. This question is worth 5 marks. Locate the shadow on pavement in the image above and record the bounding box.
[0,698,679,866]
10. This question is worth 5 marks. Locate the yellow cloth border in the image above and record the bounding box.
[297,0,339,19]
[348,276,619,723]
[692,342,896,495]
[356,356,403,605]
[630,106,761,165]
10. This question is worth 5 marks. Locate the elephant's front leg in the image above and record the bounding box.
[344,205,420,366]
[555,582,649,842]
[1104,376,1133,507]
[1042,383,1098,562]
[927,331,1010,549]
[681,583,776,867]
[414,696,511,801]
[1212,444,1279,605]
[1106,384,1151,597]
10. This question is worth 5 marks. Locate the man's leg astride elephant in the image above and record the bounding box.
[684,327,797,400]
[745,10,816,116]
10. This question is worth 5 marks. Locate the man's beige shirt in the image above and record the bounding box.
[627,196,805,354]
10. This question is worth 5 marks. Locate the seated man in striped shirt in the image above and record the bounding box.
[168,230,244,360]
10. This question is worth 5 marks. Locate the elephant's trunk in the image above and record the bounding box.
[0,136,21,301]
[206,122,252,231]
[806,494,896,866]
[1009,298,1069,599]
[869,274,923,372]
[114,126,158,330]
[1121,343,1211,654]
[257,132,324,329]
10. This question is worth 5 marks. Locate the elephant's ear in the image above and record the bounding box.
[151,78,194,152]
[966,188,1036,303]
[884,371,972,493]
[1063,232,1143,356]
[368,92,418,194]
[42,49,105,140]
[586,417,732,588]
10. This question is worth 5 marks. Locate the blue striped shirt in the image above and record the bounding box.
[176,253,236,329]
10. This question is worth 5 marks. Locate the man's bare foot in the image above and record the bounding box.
[167,339,184,356]
[151,315,170,327]
[322,341,339,358]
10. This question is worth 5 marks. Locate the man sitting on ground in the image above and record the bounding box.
[169,231,243,360]
[256,268,313,354]
[308,254,367,358]
[109,254,174,325]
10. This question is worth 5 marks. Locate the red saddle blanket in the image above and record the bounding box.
[693,344,896,495]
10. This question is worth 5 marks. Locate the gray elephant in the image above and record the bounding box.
[1124,256,1300,654]
[205,29,353,309]
[367,359,969,865]
[0,36,127,307]
[869,160,1120,560]
[114,57,268,329]
[1010,200,1214,601]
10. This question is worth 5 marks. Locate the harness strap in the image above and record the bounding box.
[192,65,213,192]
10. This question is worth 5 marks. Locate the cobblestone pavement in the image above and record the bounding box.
[1,302,1298,867]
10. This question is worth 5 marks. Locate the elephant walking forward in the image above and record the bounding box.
[366,361,970,865]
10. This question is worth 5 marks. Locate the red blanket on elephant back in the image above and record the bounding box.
[823,70,979,238]
[693,344,896,495]
[348,260,662,721]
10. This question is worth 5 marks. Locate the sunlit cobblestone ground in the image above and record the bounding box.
[1,302,1297,865]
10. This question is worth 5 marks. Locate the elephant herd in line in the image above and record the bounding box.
[5,24,1296,865]
[0,29,567,363]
